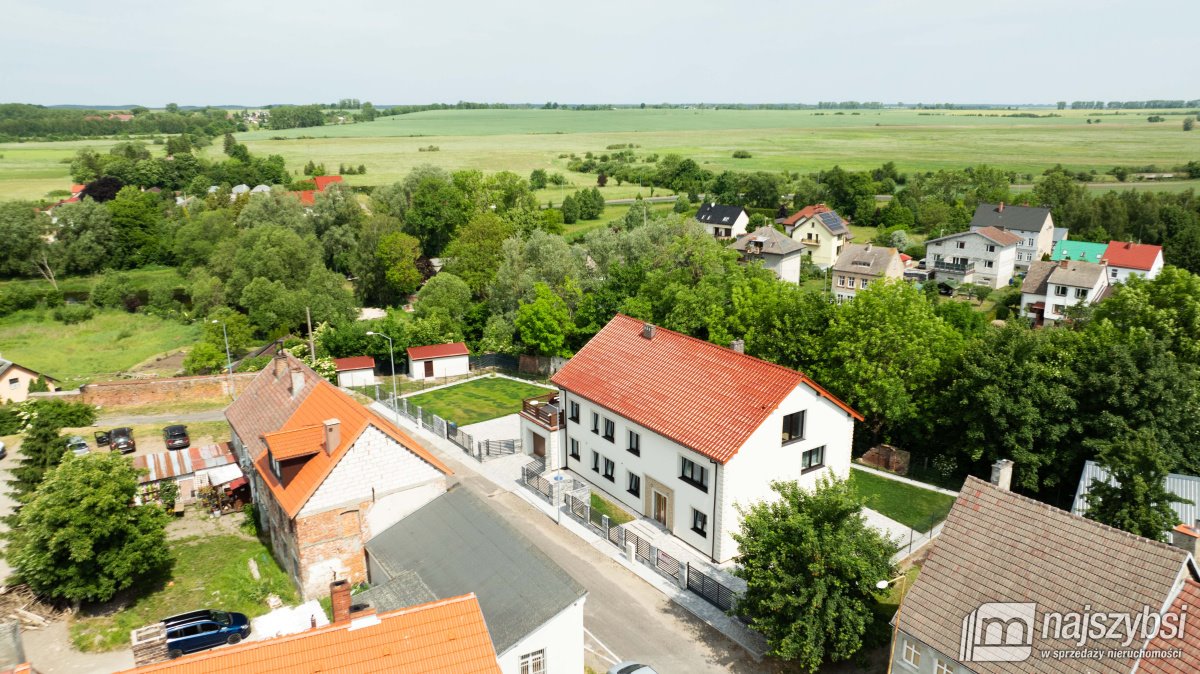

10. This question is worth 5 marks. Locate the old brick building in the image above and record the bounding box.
[226,354,452,599]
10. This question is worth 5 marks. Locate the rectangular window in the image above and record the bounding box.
[934,659,952,674]
[955,241,966,249]
[519,649,545,674]
[603,458,615,481]
[7,378,17,389]
[602,418,615,442]
[1110,268,1119,278]
[1026,237,1035,247]
[1054,286,1068,296]
[1075,288,1087,299]
[591,412,599,434]
[903,640,921,667]
[680,457,708,492]
[837,275,845,287]
[591,451,599,473]
[627,430,640,456]
[802,445,825,473]
[691,509,708,537]
[569,438,580,460]
[568,401,580,423]
[781,411,806,444]
[984,260,994,268]
[1053,304,1066,314]
[986,244,996,252]
[627,472,640,497]
[859,277,869,289]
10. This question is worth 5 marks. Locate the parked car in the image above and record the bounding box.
[109,427,136,453]
[162,425,190,450]
[94,430,110,447]
[65,436,90,457]
[162,609,250,658]
[608,664,658,674]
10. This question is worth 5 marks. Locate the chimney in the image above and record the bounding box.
[997,202,1005,213]
[1059,259,1069,269]
[990,459,1014,491]
[331,579,352,624]
[290,364,304,398]
[730,339,745,354]
[1125,241,1133,249]
[642,323,656,340]
[323,418,341,455]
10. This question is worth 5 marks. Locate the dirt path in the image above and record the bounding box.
[22,621,134,674]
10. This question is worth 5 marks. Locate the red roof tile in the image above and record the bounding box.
[407,342,470,360]
[70,184,87,194]
[313,175,344,191]
[973,225,1023,246]
[1103,241,1162,270]
[334,356,375,372]
[290,190,315,205]
[778,203,832,226]
[1135,579,1200,674]
[226,354,323,461]
[120,594,500,674]
[551,315,860,464]
[263,424,326,460]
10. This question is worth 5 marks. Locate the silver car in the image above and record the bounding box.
[608,664,658,674]
[66,436,90,457]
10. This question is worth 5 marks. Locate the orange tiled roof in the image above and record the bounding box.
[1103,240,1162,270]
[551,315,861,464]
[407,342,470,360]
[778,203,832,226]
[263,424,325,460]
[1140,579,1200,674]
[119,594,500,674]
[225,354,323,462]
[313,175,344,191]
[253,377,453,518]
[290,190,315,205]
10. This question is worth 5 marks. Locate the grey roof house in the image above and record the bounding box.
[695,203,749,239]
[969,202,1058,269]
[361,487,587,674]
[1019,258,1110,325]
[830,243,903,302]
[727,226,805,283]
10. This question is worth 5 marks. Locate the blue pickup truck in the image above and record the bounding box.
[163,609,251,658]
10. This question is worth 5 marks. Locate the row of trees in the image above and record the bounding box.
[69,137,288,192]
[0,103,241,141]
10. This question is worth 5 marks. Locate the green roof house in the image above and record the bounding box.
[1051,239,1107,264]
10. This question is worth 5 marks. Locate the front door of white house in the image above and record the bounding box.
[652,490,669,527]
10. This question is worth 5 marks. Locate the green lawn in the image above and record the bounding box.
[0,308,201,384]
[69,535,298,652]
[0,266,183,298]
[590,493,634,525]
[404,377,554,426]
[849,468,956,532]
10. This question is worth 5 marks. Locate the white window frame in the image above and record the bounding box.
[1075,288,1088,299]
[955,241,966,249]
[903,639,921,667]
[859,277,868,289]
[935,658,953,674]
[984,260,994,269]
[519,649,546,674]
[985,244,996,253]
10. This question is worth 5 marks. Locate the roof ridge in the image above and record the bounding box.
[610,313,803,380]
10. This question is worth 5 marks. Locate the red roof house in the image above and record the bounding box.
[407,343,471,380]
[313,175,344,191]
[290,190,316,206]
[1103,240,1164,280]
[334,356,376,387]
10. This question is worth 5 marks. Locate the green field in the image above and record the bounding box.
[404,376,554,426]
[3,108,1198,201]
[0,308,200,384]
[848,467,956,532]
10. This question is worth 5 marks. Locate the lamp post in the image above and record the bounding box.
[211,319,234,400]
[878,574,910,674]
[366,331,399,427]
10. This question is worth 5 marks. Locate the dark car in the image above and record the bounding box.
[163,609,250,658]
[163,425,190,450]
[109,427,136,454]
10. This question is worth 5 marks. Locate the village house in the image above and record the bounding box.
[830,243,904,302]
[695,203,749,239]
[519,314,861,563]
[333,356,376,388]
[923,226,1020,288]
[361,488,587,674]
[407,342,470,380]
[1051,239,1107,265]
[1102,240,1164,282]
[778,204,852,268]
[969,202,1056,270]
[727,226,805,283]
[0,357,57,404]
[225,353,452,599]
[892,467,1199,674]
[1019,258,1109,324]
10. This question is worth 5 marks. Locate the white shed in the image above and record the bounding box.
[334,356,377,388]
[406,343,470,380]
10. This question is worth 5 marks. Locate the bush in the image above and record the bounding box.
[236,355,272,373]
[52,304,95,324]
[90,272,138,311]
[0,284,41,317]
[19,399,97,430]
[732,150,753,159]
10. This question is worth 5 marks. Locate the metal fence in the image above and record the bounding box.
[655,548,682,581]
[521,461,553,502]
[687,564,738,613]
[477,438,519,461]
[447,426,474,454]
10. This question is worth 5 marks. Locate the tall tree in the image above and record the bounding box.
[377,232,424,299]
[515,282,572,357]
[1085,427,1186,540]
[403,175,471,256]
[441,213,514,296]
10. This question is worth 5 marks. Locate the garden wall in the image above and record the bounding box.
[41,373,258,408]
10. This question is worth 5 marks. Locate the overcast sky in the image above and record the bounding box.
[3,0,1194,106]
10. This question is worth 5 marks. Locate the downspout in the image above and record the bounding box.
[712,457,719,563]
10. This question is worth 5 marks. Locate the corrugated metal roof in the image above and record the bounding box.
[133,443,237,483]
[1072,460,1200,526]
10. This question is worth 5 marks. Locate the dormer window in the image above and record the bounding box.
[269,451,281,480]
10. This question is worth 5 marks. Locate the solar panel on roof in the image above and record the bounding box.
[818,211,842,227]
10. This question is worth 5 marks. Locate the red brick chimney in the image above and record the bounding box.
[331,579,352,624]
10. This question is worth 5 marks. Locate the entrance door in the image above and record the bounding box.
[532,433,546,458]
[652,490,668,527]
[423,361,434,378]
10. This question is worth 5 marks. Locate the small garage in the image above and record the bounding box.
[334,356,377,388]
[406,343,471,380]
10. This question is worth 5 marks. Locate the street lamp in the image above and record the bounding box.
[878,574,910,674]
[211,319,234,400]
[366,331,399,426]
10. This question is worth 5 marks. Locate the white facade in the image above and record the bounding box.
[926,231,1017,289]
[495,598,585,674]
[701,211,749,239]
[408,354,470,380]
[525,384,855,562]
[1021,270,1109,322]
[756,251,802,284]
[1109,254,1164,283]
[336,368,376,388]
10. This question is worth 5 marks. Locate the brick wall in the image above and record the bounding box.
[75,373,258,408]
[295,502,371,599]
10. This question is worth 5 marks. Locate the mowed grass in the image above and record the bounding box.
[0,308,201,384]
[590,493,634,525]
[848,468,956,532]
[404,377,554,426]
[69,535,298,652]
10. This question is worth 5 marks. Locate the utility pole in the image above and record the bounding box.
[306,307,316,360]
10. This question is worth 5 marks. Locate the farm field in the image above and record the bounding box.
[3,108,1199,201]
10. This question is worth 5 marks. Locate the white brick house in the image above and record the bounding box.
[924,226,1020,289]
[969,202,1056,270]
[519,315,862,563]
[1020,259,1110,325]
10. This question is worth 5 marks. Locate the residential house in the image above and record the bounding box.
[361,488,587,674]
[1051,239,1107,265]
[695,203,749,239]
[727,226,805,283]
[1102,241,1164,282]
[519,314,862,562]
[333,356,376,388]
[132,443,244,507]
[225,353,452,599]
[0,358,57,404]
[891,469,1199,674]
[407,342,470,380]
[1072,460,1200,554]
[779,204,852,268]
[969,202,1056,270]
[1019,258,1109,324]
[831,243,904,302]
[923,226,1020,289]
[120,593,500,674]
[313,175,344,191]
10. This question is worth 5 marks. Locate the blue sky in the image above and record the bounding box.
[3,0,1194,106]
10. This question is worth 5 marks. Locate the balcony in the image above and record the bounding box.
[933,259,975,274]
[521,393,564,430]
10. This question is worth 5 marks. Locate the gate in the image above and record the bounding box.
[687,564,737,612]
[478,439,519,460]
[655,549,681,581]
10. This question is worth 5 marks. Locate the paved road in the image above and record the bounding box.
[604,195,681,206]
